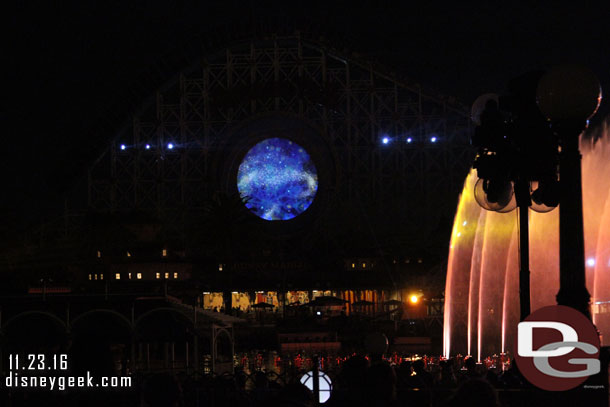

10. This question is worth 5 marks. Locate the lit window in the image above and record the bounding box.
[89,274,92,280]
[128,273,132,279]
[100,274,104,280]
[162,249,167,257]
[164,272,169,279]
[115,273,121,280]
[94,274,98,280]
[218,264,223,271]
[351,263,355,268]
[300,370,333,403]
[97,250,101,258]
[156,272,160,279]
[417,258,423,264]
[137,273,142,280]
[173,272,178,279]
[362,263,366,268]
[126,251,131,257]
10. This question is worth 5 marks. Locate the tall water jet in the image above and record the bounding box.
[444,120,610,357]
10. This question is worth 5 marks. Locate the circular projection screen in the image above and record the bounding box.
[237,138,318,221]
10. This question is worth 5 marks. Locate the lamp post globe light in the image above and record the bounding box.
[470,72,559,322]
[536,65,603,319]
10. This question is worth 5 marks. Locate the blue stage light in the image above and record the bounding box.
[381,137,390,145]
[167,143,174,150]
[406,137,413,143]
[145,144,151,150]
[430,136,437,143]
[120,144,126,150]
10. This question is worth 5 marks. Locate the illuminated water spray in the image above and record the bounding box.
[443,121,610,359]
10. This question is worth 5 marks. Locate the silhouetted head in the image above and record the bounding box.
[451,379,499,407]
[142,373,182,407]
[254,371,269,388]
[412,359,425,373]
[364,362,396,404]
[464,357,476,372]
[277,382,314,407]
[397,360,412,376]
[342,354,369,389]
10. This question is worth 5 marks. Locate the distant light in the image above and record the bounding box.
[586,258,595,267]
[410,295,419,304]
[167,143,174,149]
[145,144,151,150]
[406,137,413,143]
[300,370,332,404]
[120,144,126,150]
[316,311,322,316]
[462,221,467,226]
[381,136,390,145]
[430,136,437,143]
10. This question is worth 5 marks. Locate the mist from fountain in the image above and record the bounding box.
[443,121,610,359]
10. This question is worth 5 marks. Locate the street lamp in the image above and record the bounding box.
[536,65,602,319]
[471,73,559,322]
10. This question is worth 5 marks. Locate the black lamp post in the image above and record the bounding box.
[536,65,603,319]
[471,74,559,322]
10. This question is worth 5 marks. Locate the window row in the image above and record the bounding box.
[88,272,179,281]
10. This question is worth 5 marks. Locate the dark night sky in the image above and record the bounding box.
[5,1,610,230]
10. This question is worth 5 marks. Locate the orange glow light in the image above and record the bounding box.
[410,295,419,304]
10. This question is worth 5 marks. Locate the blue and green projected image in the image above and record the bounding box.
[237,138,318,221]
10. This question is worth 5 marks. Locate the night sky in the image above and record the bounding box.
[6,1,610,230]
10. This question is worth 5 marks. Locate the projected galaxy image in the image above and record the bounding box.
[237,138,318,221]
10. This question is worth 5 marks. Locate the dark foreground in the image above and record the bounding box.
[1,353,608,407]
